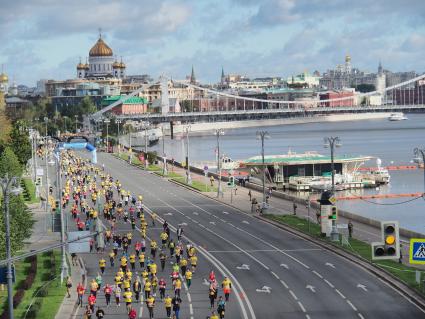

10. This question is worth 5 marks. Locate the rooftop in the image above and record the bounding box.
[243,151,372,165]
[102,95,148,106]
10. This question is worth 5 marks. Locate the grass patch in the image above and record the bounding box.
[114,153,160,171]
[171,176,217,193]
[264,214,425,294]
[21,178,39,204]
[0,251,65,318]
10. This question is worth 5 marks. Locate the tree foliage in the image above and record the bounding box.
[8,121,32,166]
[0,147,23,178]
[0,195,34,259]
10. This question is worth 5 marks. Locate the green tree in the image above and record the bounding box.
[0,195,34,259]
[8,121,32,166]
[79,96,97,115]
[0,147,22,178]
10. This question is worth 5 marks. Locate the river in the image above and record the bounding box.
[146,113,425,233]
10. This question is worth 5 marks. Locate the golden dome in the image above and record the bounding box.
[345,55,351,63]
[84,63,90,70]
[112,61,121,68]
[119,62,126,68]
[0,73,8,82]
[77,62,85,69]
[89,37,113,57]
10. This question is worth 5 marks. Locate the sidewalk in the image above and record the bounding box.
[162,162,419,268]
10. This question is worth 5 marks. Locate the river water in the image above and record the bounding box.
[147,114,425,233]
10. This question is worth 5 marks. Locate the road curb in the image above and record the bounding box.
[256,215,425,311]
[71,256,87,319]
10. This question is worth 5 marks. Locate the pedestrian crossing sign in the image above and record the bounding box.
[409,238,425,264]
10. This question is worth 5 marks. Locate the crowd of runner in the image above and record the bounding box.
[58,151,232,319]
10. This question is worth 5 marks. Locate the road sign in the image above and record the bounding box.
[409,238,425,264]
[68,231,91,253]
[204,165,208,171]
[36,168,44,176]
[329,196,337,205]
[337,224,348,229]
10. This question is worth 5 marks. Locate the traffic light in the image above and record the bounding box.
[227,176,235,187]
[329,206,337,220]
[35,177,42,186]
[371,221,400,260]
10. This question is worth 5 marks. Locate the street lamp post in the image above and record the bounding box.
[144,122,150,170]
[414,148,425,194]
[63,116,68,133]
[162,126,167,176]
[44,117,50,214]
[214,129,225,198]
[104,119,110,153]
[74,115,78,133]
[1,175,23,319]
[257,131,270,209]
[50,152,68,284]
[185,125,192,185]
[324,136,341,241]
[116,119,122,154]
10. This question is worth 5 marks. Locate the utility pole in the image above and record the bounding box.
[144,122,149,170]
[104,118,110,153]
[162,126,167,176]
[44,117,49,213]
[324,136,341,241]
[1,175,23,319]
[185,125,192,185]
[214,129,225,198]
[256,130,270,209]
[116,119,122,154]
[414,148,425,193]
[128,131,132,164]
[53,151,68,284]
[74,115,78,133]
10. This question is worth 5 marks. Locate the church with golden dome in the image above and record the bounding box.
[77,32,126,80]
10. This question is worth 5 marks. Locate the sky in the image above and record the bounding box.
[0,0,424,86]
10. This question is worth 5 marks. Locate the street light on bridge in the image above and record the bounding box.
[256,130,270,210]
[214,129,225,198]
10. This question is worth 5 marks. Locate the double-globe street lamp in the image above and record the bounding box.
[185,125,192,185]
[256,131,270,209]
[1,175,23,319]
[414,148,425,196]
[214,129,225,198]
[323,136,342,241]
[104,118,111,153]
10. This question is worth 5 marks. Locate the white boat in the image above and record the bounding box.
[388,113,408,121]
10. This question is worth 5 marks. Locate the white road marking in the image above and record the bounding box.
[325,262,336,269]
[209,221,216,225]
[193,212,199,215]
[280,263,289,269]
[312,270,323,278]
[289,290,298,301]
[298,301,306,313]
[256,286,272,293]
[223,211,229,214]
[306,285,316,293]
[324,279,334,288]
[242,220,250,224]
[335,289,346,299]
[358,313,365,319]
[236,264,250,270]
[280,279,289,289]
[347,300,358,311]
[270,271,280,279]
[357,284,368,292]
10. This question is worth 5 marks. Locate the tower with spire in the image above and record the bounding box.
[190,65,196,84]
[376,60,386,94]
[220,66,226,85]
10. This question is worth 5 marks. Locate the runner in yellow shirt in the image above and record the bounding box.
[144,279,152,299]
[146,295,155,319]
[139,253,145,268]
[99,258,106,274]
[185,269,193,288]
[190,255,198,273]
[164,295,172,318]
[123,290,132,313]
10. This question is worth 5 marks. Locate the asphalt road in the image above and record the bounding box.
[79,152,425,319]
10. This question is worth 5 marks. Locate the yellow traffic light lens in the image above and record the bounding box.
[385,235,395,245]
